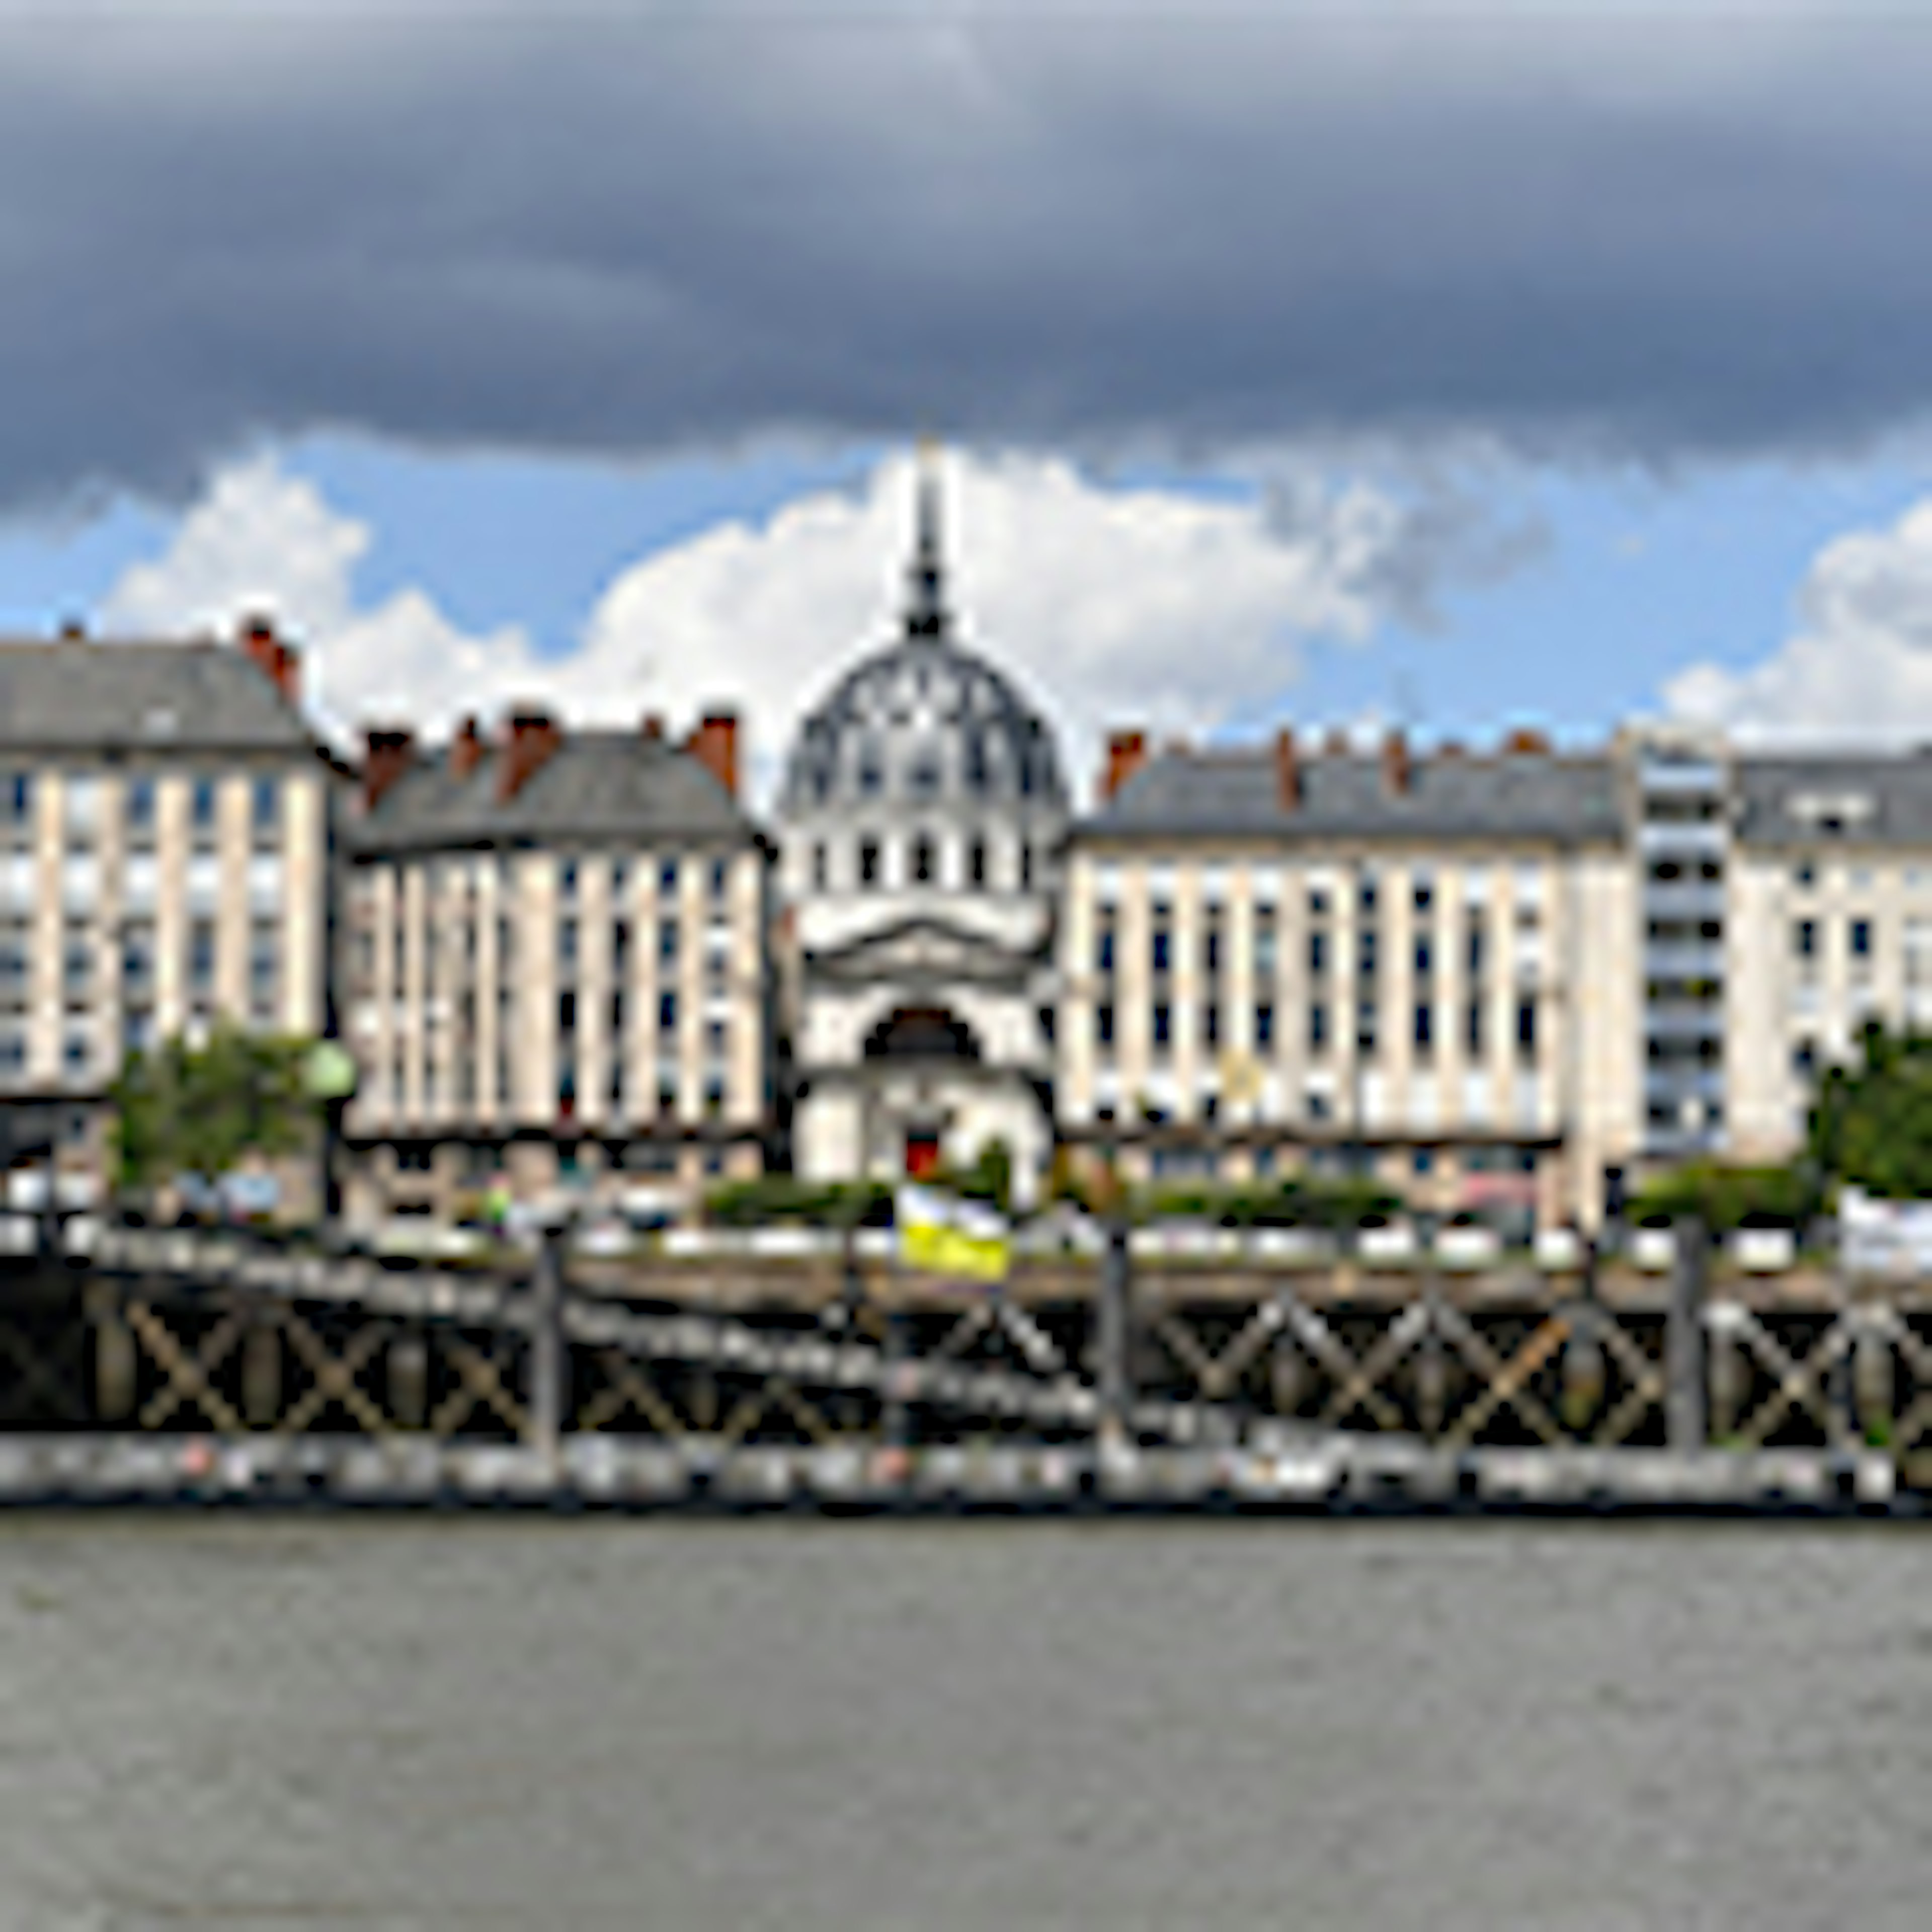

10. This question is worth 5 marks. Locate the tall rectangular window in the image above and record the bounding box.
[1414,1003,1434,1055]
[1095,1002,1115,1048]
[860,839,880,888]
[125,776,156,845]
[1255,1002,1276,1050]
[1307,1002,1326,1054]
[1255,908,1278,984]
[1851,917,1874,960]
[190,776,218,845]
[1151,1002,1172,1050]
[1096,915,1115,976]
[1203,1002,1221,1047]
[1150,906,1172,977]
[250,777,280,843]
[1516,996,1539,1063]
[658,917,678,964]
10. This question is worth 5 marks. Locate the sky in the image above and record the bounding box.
[10,1,1932,802]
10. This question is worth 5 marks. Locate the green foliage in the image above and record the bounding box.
[956,1139,1013,1214]
[109,1024,319,1196]
[1626,1160,1821,1235]
[703,1175,896,1228]
[1140,1176,1400,1230]
[1810,1022,1932,1200]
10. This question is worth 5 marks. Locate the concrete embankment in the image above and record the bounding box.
[0,1434,1906,1516]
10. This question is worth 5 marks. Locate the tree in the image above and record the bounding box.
[1810,1022,1932,1200]
[110,1023,320,1206]
[1627,1160,1820,1234]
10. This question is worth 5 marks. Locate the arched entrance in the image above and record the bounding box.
[861,1006,981,1176]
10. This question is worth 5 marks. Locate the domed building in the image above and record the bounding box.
[777,452,1067,1204]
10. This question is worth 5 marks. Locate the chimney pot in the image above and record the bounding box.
[363,727,415,810]
[238,613,300,705]
[1382,729,1412,796]
[499,708,562,801]
[1274,727,1301,810]
[1101,729,1148,804]
[1503,726,1552,757]
[449,715,485,780]
[685,708,740,799]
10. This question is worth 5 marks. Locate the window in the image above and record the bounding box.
[558,991,577,1032]
[190,777,218,843]
[1466,998,1486,1059]
[248,921,278,1012]
[1308,929,1328,976]
[1203,1003,1221,1047]
[1307,1002,1326,1054]
[125,777,155,844]
[812,842,828,891]
[1255,908,1278,983]
[1039,1004,1056,1044]
[1255,1002,1276,1049]
[62,926,91,1002]
[1357,1003,1379,1055]
[1794,918,1818,959]
[63,774,100,848]
[1203,918,1222,979]
[1465,914,1487,978]
[1516,997,1539,1063]
[2,774,29,828]
[1414,1003,1434,1054]
[559,918,579,968]
[659,858,678,897]
[914,836,935,884]
[1020,843,1033,890]
[1152,1002,1172,1050]
[1413,879,1434,913]
[250,778,280,842]
[189,920,216,996]
[611,860,628,904]
[1095,1002,1115,1048]
[1414,935,1434,977]
[859,839,880,888]
[560,860,578,900]
[1852,917,1874,960]
[705,1018,727,1060]
[658,917,678,964]
[658,992,678,1032]
[970,839,987,888]
[710,858,728,902]
[1151,908,1172,976]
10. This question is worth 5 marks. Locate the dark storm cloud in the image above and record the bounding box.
[3,2,1931,508]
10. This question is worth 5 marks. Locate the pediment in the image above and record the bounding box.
[808,915,1042,988]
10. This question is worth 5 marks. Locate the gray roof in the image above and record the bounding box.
[1082,746,1625,845]
[0,641,314,754]
[352,731,760,854]
[1735,753,1932,848]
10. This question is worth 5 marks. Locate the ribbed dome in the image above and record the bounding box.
[778,452,1067,818]
[779,634,1066,816]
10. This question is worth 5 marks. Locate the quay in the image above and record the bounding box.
[0,1433,1902,1516]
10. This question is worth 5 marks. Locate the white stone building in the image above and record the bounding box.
[776,458,1065,1204]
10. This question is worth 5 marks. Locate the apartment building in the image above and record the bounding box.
[340,707,771,1228]
[1059,728,1644,1231]
[0,620,331,1199]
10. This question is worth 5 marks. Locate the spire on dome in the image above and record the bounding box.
[905,438,949,643]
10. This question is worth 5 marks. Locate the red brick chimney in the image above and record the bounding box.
[363,727,415,810]
[449,715,485,780]
[1275,727,1301,810]
[1382,729,1412,796]
[499,709,562,802]
[1503,726,1552,757]
[1101,730,1148,803]
[640,712,665,743]
[686,709,739,798]
[238,614,301,706]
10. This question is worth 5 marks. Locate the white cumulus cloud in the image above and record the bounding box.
[97,447,1521,802]
[97,456,541,742]
[1666,497,1932,744]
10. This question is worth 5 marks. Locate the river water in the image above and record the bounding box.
[0,1515,1926,1929]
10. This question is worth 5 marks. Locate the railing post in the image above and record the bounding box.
[1097,1212,1132,1457]
[1667,1217,1709,1452]
[527,1223,565,1461]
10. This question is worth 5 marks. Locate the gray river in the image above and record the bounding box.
[0,1515,1925,1929]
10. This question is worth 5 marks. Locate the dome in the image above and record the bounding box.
[778,456,1068,818]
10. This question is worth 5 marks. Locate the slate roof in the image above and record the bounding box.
[1081,747,1626,845]
[352,731,760,854]
[0,640,314,753]
[1735,753,1932,848]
